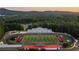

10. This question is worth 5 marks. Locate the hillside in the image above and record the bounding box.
[0,8,79,16]
[0,8,79,39]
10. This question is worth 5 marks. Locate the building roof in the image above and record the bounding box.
[27,27,54,33]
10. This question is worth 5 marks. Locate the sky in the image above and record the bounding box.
[3,7,79,12]
[1,0,79,12]
[0,0,79,7]
[0,0,79,58]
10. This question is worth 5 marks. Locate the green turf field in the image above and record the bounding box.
[24,34,57,42]
[6,33,74,47]
[23,34,59,45]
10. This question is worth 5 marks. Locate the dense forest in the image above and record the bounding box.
[0,8,79,39]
